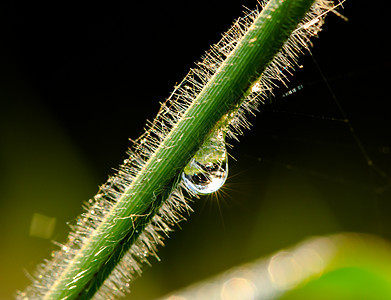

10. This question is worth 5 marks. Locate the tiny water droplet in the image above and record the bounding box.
[182,131,228,195]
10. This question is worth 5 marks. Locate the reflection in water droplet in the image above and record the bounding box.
[182,131,228,195]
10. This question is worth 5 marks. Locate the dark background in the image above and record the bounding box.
[0,1,389,299]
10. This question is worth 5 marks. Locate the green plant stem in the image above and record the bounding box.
[44,0,316,298]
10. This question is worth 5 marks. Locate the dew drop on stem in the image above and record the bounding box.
[182,130,228,195]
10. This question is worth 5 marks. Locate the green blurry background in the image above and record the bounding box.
[1,0,390,299]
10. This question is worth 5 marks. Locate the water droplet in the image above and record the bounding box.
[182,131,228,195]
